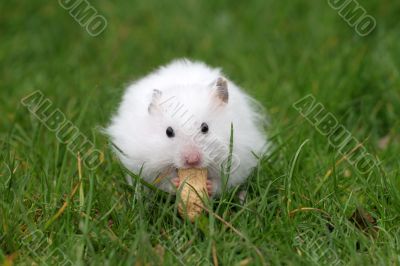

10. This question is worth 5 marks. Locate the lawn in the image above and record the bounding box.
[1,0,400,265]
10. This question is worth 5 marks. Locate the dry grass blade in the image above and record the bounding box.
[289,207,330,218]
[44,180,81,229]
[212,241,218,266]
[195,203,267,266]
[314,140,369,194]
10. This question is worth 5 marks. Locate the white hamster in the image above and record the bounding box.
[107,59,268,196]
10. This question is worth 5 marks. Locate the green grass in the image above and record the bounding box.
[1,0,400,265]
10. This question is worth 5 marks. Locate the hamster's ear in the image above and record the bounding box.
[211,77,229,104]
[148,89,162,115]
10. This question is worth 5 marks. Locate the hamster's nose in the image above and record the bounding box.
[184,151,201,167]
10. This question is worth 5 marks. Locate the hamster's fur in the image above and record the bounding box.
[107,59,267,196]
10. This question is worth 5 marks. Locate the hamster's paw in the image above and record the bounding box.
[237,190,247,205]
[206,179,213,196]
[172,177,180,189]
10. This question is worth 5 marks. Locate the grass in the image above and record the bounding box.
[1,0,400,265]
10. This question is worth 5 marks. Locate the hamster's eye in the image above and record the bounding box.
[166,126,175,138]
[200,122,209,134]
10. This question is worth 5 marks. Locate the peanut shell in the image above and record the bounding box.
[177,168,208,221]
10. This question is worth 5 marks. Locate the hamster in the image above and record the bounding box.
[106,59,268,196]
